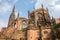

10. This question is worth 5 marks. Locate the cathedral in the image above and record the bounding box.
[0,5,59,40]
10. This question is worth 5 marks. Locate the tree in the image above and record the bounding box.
[53,23,60,39]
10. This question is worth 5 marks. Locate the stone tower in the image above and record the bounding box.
[15,11,21,30]
[6,6,16,38]
[27,5,52,40]
[27,10,40,40]
[8,5,15,27]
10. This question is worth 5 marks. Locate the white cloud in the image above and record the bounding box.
[14,0,18,4]
[0,19,7,30]
[35,0,56,9]
[53,4,60,18]
[35,0,41,9]
[35,0,59,9]
[35,0,60,18]
[0,2,12,15]
[0,0,2,3]
[0,0,19,16]
[54,5,60,11]
[0,0,19,30]
[8,0,18,4]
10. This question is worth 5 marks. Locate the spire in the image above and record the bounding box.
[17,11,20,18]
[46,7,48,11]
[28,10,30,18]
[28,10,30,13]
[46,7,49,14]
[33,5,35,10]
[41,4,43,8]
[52,16,55,22]
[10,5,15,18]
[52,16,56,25]
[52,16,54,20]
[46,7,50,17]
[12,5,15,13]
[8,5,15,27]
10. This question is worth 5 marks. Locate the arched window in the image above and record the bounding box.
[44,31,48,34]
[36,13,43,20]
[30,16,34,23]
[14,23,16,28]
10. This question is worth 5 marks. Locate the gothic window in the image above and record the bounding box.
[21,23,27,29]
[36,13,43,20]
[38,14,42,17]
[22,24,27,28]
[44,31,48,34]
[30,16,34,23]
[14,23,16,28]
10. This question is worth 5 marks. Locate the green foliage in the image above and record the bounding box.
[54,23,60,29]
[53,23,60,39]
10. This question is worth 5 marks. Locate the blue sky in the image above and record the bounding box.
[0,0,60,30]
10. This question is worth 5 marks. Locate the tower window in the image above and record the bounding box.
[36,13,43,20]
[30,16,34,23]
[44,31,48,34]
[21,23,27,29]
[14,23,16,28]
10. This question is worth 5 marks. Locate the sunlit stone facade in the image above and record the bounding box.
[0,5,59,40]
[55,18,60,24]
